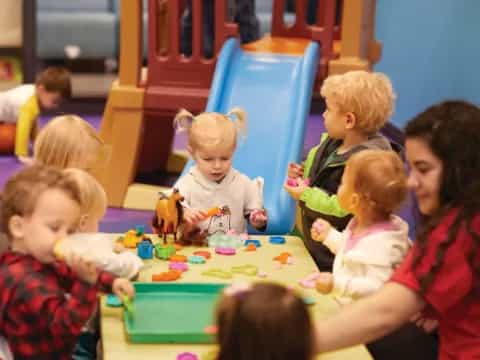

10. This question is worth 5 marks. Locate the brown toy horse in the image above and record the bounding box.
[152,188,184,244]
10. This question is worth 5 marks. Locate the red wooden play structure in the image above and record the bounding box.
[98,0,381,207]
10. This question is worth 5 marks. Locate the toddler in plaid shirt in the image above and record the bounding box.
[0,165,134,359]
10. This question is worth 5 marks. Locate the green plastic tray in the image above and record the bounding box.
[124,282,225,343]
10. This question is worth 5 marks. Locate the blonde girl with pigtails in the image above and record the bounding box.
[173,107,267,236]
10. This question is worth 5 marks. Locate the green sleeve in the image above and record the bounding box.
[303,133,329,178]
[300,186,349,218]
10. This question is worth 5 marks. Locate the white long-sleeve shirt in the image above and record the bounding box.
[324,215,411,304]
[174,166,263,235]
[0,84,35,123]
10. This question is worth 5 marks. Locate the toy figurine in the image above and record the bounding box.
[152,189,184,244]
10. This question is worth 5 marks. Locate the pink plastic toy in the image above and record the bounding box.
[169,262,189,272]
[177,352,199,360]
[286,177,311,187]
[215,247,236,255]
[299,272,322,288]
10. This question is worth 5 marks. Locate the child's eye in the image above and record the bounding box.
[49,225,60,232]
[203,158,212,162]
[221,157,230,161]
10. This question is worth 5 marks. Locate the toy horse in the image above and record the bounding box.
[152,188,184,244]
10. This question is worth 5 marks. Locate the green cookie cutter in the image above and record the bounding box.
[201,268,233,279]
[231,264,258,276]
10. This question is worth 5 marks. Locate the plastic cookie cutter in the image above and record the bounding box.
[244,243,257,252]
[177,352,199,360]
[231,264,258,276]
[215,247,236,255]
[244,239,261,247]
[170,254,188,262]
[105,294,123,307]
[169,261,189,272]
[201,268,232,279]
[154,244,176,260]
[299,271,322,288]
[122,294,135,319]
[188,255,206,264]
[193,250,211,259]
[152,270,182,281]
[269,236,286,245]
[273,252,292,265]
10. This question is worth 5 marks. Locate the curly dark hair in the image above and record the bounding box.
[405,100,480,293]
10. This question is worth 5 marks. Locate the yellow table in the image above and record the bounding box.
[100,235,372,360]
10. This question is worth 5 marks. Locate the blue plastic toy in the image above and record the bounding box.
[137,238,154,259]
[106,294,122,307]
[269,236,286,245]
[244,239,261,247]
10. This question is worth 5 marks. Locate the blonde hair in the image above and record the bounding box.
[0,165,81,239]
[321,71,396,134]
[173,107,247,150]
[63,168,107,220]
[34,114,105,171]
[347,150,407,216]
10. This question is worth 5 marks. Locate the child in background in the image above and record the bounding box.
[0,67,71,161]
[34,114,106,172]
[216,282,315,360]
[0,165,134,359]
[285,70,395,271]
[173,108,267,235]
[311,150,411,304]
[314,101,480,359]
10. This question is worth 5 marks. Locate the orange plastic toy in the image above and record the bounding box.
[274,252,292,265]
[169,254,187,263]
[152,270,181,282]
[204,207,221,218]
[245,243,257,252]
[193,250,211,259]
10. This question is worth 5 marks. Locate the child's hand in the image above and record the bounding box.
[287,162,304,179]
[311,219,331,242]
[67,253,99,285]
[315,272,334,294]
[17,155,34,165]
[112,278,135,300]
[183,208,207,225]
[284,181,308,200]
[249,209,267,229]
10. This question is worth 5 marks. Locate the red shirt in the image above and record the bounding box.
[0,251,115,359]
[391,209,480,360]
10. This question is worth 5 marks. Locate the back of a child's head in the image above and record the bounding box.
[63,168,107,221]
[347,149,407,217]
[321,70,396,134]
[35,66,71,99]
[174,107,247,151]
[34,114,105,171]
[0,165,81,239]
[216,282,314,360]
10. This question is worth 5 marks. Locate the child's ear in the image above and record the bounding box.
[187,145,194,157]
[349,192,361,212]
[345,112,357,130]
[8,215,26,239]
[77,214,88,232]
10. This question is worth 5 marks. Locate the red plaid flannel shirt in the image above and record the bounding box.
[0,251,116,359]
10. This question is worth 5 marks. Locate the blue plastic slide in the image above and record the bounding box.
[183,38,319,234]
